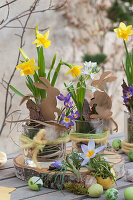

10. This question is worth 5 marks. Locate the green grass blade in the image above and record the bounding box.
[76,81,86,113]
[37,46,46,78]
[47,53,56,81]
[37,46,46,99]
[26,75,36,97]
[51,59,62,87]
[33,71,39,82]
[9,85,24,97]
[26,81,32,93]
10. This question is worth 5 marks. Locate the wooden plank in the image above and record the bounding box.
[0,168,15,180]
[0,177,27,188]
[115,177,133,189]
[125,162,133,169]
[0,159,14,170]
[11,186,56,200]
[7,151,22,159]
[23,190,86,200]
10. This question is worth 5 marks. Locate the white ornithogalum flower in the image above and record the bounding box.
[82,61,98,79]
[89,85,103,93]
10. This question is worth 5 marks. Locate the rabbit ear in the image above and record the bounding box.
[39,77,51,87]
[100,71,112,80]
[104,76,117,82]
[34,82,46,90]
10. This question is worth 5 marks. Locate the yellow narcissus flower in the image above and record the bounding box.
[65,66,83,78]
[114,22,133,41]
[32,30,51,48]
[16,59,39,76]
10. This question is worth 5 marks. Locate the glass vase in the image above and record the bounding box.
[21,123,68,168]
[73,119,106,151]
[75,119,103,134]
[124,111,133,143]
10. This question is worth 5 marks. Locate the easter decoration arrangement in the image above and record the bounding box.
[7,24,131,199]
[114,22,133,155]
[63,59,118,149]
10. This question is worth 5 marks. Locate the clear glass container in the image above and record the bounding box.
[124,111,133,143]
[22,123,68,168]
[73,119,107,151]
[75,119,104,134]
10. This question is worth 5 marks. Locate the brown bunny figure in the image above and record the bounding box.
[91,71,117,91]
[34,78,61,121]
[90,71,118,132]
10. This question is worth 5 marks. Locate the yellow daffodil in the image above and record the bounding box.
[32,30,51,48]
[65,66,83,78]
[16,59,39,76]
[114,22,133,41]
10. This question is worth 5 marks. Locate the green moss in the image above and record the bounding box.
[64,182,87,195]
[82,53,107,65]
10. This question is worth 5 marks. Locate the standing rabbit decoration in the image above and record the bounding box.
[90,71,118,132]
[34,77,61,121]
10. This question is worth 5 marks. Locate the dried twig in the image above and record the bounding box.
[0,0,18,9]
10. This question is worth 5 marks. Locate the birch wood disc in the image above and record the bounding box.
[13,151,125,189]
[13,154,88,189]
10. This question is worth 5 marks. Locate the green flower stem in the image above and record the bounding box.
[60,61,72,69]
[57,107,66,123]
[124,40,132,67]
[123,40,133,84]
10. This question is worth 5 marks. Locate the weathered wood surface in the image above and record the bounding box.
[0,133,133,200]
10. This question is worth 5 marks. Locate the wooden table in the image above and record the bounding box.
[0,133,133,200]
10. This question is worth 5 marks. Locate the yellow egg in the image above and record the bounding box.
[96,169,116,190]
[0,152,7,167]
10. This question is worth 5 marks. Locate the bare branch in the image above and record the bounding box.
[4,25,48,31]
[0,0,67,30]
[0,0,39,135]
[0,0,19,9]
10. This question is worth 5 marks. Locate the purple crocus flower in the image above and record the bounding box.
[57,93,66,101]
[52,160,62,169]
[57,93,71,102]
[64,93,71,102]
[71,110,81,120]
[60,114,74,128]
[80,138,106,166]
[122,86,133,105]
[64,99,73,108]
[123,86,133,99]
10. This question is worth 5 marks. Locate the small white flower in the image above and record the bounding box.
[89,85,103,93]
[82,61,98,79]
[84,61,97,69]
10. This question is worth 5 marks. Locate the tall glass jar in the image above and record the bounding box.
[21,123,69,168]
[72,119,108,151]
[124,111,133,143]
[75,119,103,134]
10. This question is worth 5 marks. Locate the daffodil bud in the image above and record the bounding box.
[35,24,39,37]
[19,48,29,61]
